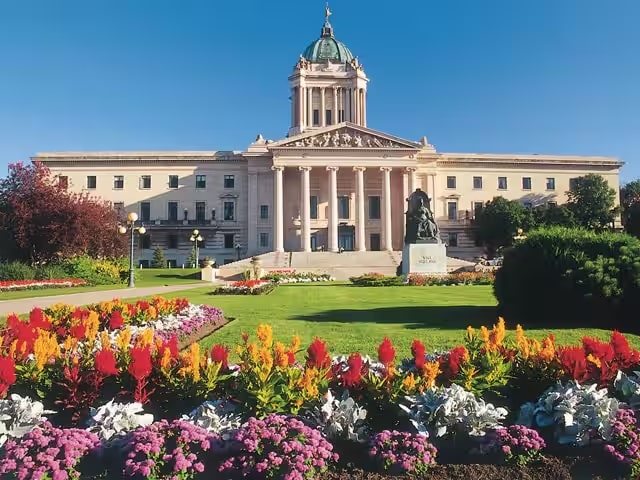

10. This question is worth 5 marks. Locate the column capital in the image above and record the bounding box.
[271,166,284,172]
[353,166,367,172]
[298,166,312,172]
[326,166,340,172]
[380,166,393,172]
[404,167,417,173]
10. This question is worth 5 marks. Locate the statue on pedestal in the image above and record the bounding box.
[405,189,440,244]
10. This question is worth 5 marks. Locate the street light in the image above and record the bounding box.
[235,243,242,261]
[190,229,203,268]
[118,212,146,288]
[513,228,527,242]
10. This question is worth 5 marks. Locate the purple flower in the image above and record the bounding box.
[369,430,438,474]
[604,409,640,477]
[480,425,545,466]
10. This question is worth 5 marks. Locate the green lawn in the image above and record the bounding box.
[154,284,640,358]
[0,269,204,300]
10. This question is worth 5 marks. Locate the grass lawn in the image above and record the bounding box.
[0,269,204,300]
[153,284,640,358]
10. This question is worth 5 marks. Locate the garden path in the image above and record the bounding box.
[0,283,206,316]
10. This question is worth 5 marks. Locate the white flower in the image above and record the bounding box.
[305,389,369,442]
[0,394,55,447]
[182,400,242,439]
[87,399,154,443]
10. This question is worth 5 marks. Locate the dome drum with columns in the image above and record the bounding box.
[34,3,622,268]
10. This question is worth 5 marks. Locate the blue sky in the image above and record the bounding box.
[1,0,638,181]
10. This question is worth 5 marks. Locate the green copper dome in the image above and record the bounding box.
[301,5,354,64]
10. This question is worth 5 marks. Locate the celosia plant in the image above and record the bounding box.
[604,408,640,477]
[220,414,338,479]
[123,419,218,479]
[479,425,546,466]
[369,430,438,474]
[0,422,100,479]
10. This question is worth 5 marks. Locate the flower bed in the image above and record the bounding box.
[0,278,87,292]
[262,269,335,283]
[212,279,276,295]
[407,272,495,286]
[1,316,639,479]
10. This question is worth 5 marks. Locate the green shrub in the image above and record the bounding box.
[349,273,403,286]
[0,261,36,280]
[494,226,640,327]
[59,255,130,285]
[34,263,70,280]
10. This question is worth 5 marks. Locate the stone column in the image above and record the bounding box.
[332,87,338,125]
[381,167,393,251]
[299,166,312,252]
[248,172,258,254]
[272,166,284,252]
[362,90,367,127]
[406,167,417,195]
[321,88,326,127]
[307,87,313,127]
[354,167,366,251]
[352,88,358,124]
[327,166,339,252]
[429,174,437,218]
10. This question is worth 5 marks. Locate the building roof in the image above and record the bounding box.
[301,4,354,64]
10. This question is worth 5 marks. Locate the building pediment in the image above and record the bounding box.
[269,122,421,150]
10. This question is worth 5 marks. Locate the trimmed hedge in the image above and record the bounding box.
[494,226,640,327]
[349,273,404,287]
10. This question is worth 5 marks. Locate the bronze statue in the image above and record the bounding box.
[405,189,440,244]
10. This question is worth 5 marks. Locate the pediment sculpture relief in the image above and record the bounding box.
[283,129,410,149]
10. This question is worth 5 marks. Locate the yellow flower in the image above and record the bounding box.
[298,368,320,398]
[135,328,155,348]
[490,317,506,347]
[539,335,556,363]
[85,311,100,344]
[274,342,289,368]
[290,335,301,353]
[465,326,475,341]
[587,353,601,369]
[246,343,259,363]
[421,361,441,389]
[34,331,60,371]
[116,326,132,353]
[100,331,112,351]
[480,326,490,345]
[160,347,172,370]
[63,336,78,353]
[258,346,274,372]
[256,324,273,348]
[189,343,201,382]
[402,372,417,392]
[8,340,18,359]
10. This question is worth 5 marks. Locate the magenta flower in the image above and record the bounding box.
[369,430,438,474]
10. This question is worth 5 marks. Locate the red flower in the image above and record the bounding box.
[70,324,86,341]
[610,330,640,369]
[306,337,331,369]
[440,346,468,380]
[29,308,51,331]
[128,346,153,381]
[558,346,589,383]
[341,353,365,388]
[0,356,16,398]
[95,349,119,376]
[377,337,395,366]
[210,344,229,369]
[287,351,296,365]
[109,311,124,330]
[411,339,426,370]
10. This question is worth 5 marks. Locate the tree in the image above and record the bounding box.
[151,246,166,268]
[531,204,576,228]
[474,197,531,256]
[0,161,127,263]
[620,180,640,237]
[566,174,616,230]
[187,247,197,268]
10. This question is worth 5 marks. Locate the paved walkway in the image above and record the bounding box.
[0,283,207,316]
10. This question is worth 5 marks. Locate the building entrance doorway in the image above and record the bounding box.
[337,225,355,251]
[370,233,381,251]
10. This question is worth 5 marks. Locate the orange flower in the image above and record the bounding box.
[539,335,556,363]
[256,324,273,348]
[100,331,112,351]
[290,335,301,353]
[116,327,132,353]
[298,367,320,397]
[466,326,475,341]
[160,347,172,370]
[421,361,441,389]
[135,328,155,348]
[33,330,60,371]
[402,372,417,392]
[85,311,100,344]
[274,342,289,368]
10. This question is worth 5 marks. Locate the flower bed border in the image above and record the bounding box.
[176,316,233,350]
[0,278,87,292]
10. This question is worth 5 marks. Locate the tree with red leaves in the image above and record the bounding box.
[0,161,126,263]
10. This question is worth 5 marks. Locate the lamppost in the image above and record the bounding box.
[118,212,146,288]
[190,229,203,268]
[235,243,242,261]
[513,228,527,242]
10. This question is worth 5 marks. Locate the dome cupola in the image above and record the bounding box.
[301,3,355,63]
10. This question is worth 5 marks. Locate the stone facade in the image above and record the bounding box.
[34,8,623,266]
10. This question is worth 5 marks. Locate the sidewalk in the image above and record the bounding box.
[0,283,207,316]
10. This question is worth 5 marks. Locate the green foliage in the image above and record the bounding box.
[151,246,166,268]
[566,174,617,230]
[187,247,197,268]
[349,274,403,286]
[474,197,531,255]
[531,204,576,228]
[621,180,640,237]
[59,255,131,285]
[494,226,640,327]
[34,264,70,280]
[0,261,37,280]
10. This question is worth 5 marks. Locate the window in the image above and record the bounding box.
[140,202,151,222]
[338,196,350,219]
[446,176,456,189]
[473,201,484,217]
[223,201,235,221]
[548,201,557,207]
[113,176,124,189]
[498,177,508,190]
[167,234,178,249]
[139,234,151,250]
[87,176,96,189]
[546,177,556,190]
[224,175,235,189]
[139,260,150,268]
[167,259,177,268]
[447,232,458,247]
[325,110,332,125]
[183,208,189,221]
[447,201,458,220]
[195,202,206,222]
[569,177,579,190]
[313,109,320,126]
[259,232,269,248]
[168,202,178,222]
[522,177,532,190]
[523,202,533,209]
[113,202,124,215]
[473,176,483,189]
[224,234,234,249]
[140,175,151,189]
[310,196,318,219]
[58,176,68,189]
[211,208,216,220]
[260,205,269,220]
[195,175,206,189]
[169,175,179,189]
[369,196,381,219]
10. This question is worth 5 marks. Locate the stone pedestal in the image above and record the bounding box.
[200,266,217,282]
[401,242,447,275]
